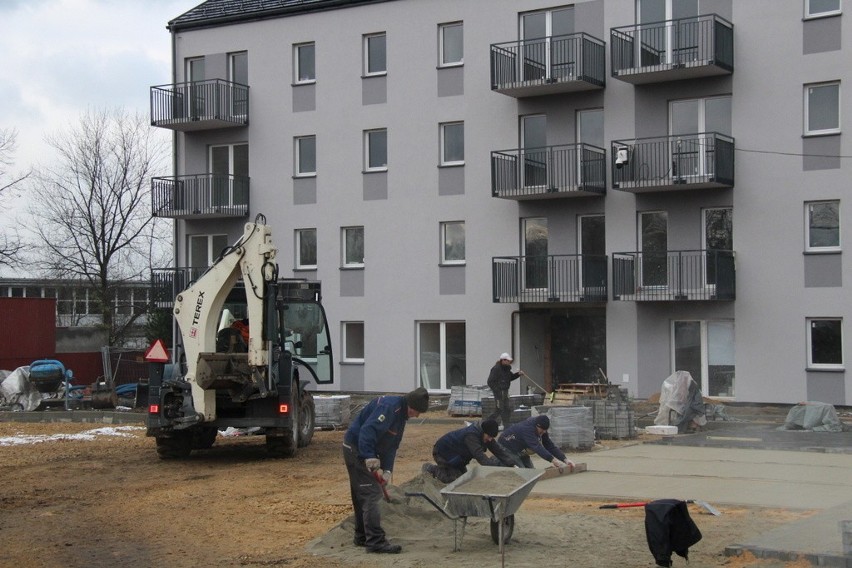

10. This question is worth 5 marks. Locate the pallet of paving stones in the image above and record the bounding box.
[314,394,351,429]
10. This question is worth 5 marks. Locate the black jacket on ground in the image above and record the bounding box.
[644,499,702,567]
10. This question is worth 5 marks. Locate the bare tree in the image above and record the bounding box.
[28,108,170,346]
[0,128,31,267]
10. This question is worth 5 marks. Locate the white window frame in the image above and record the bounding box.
[294,42,316,84]
[364,32,387,76]
[341,226,365,268]
[438,22,464,67]
[440,221,465,265]
[342,321,365,363]
[805,0,841,18]
[364,129,387,172]
[417,321,467,392]
[295,228,317,270]
[804,82,841,136]
[807,317,844,369]
[805,200,841,252]
[295,135,316,177]
[440,121,465,166]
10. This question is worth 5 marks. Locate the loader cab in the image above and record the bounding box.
[214,279,333,385]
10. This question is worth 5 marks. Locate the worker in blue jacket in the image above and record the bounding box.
[498,414,575,469]
[422,419,516,483]
[342,387,429,554]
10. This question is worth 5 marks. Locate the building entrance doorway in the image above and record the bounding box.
[550,310,606,386]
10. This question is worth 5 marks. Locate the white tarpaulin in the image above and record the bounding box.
[0,366,43,411]
[654,370,707,432]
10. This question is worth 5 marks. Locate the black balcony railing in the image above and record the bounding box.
[150,79,249,131]
[492,143,606,199]
[611,133,734,192]
[151,267,207,308]
[611,14,733,84]
[492,255,608,303]
[152,174,250,219]
[612,250,735,301]
[491,33,606,96]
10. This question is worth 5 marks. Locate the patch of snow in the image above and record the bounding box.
[0,425,145,446]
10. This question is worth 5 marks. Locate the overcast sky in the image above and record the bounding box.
[0,0,200,241]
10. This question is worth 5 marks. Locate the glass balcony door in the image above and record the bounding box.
[229,52,248,118]
[579,215,605,296]
[673,320,735,398]
[639,211,668,288]
[523,217,548,291]
[520,7,574,82]
[186,57,205,119]
[637,0,698,66]
[670,96,731,180]
[210,144,249,209]
[577,109,604,186]
[703,207,733,288]
[521,115,547,188]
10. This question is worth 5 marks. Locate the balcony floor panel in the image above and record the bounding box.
[612,178,733,193]
[152,117,248,132]
[493,77,604,97]
[613,61,732,84]
[495,187,606,200]
[154,208,249,220]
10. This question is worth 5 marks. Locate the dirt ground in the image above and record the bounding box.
[0,417,818,568]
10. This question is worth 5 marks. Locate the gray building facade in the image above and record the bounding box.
[151,0,850,405]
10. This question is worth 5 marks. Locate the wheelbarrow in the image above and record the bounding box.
[406,466,544,558]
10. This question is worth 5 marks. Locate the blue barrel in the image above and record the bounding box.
[29,359,67,393]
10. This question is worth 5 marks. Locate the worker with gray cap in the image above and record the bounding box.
[422,419,516,483]
[498,414,574,470]
[343,387,429,554]
[486,352,525,428]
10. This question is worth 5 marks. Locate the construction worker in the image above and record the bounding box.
[342,387,429,554]
[486,352,525,428]
[498,414,574,470]
[422,419,516,483]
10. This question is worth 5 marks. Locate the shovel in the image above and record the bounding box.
[599,499,721,516]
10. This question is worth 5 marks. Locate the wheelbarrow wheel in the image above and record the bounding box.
[490,514,514,545]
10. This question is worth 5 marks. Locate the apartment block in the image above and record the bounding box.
[150,0,850,405]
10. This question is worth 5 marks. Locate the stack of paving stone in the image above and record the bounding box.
[534,405,595,450]
[314,394,351,429]
[582,398,635,439]
[446,385,490,416]
[481,393,545,423]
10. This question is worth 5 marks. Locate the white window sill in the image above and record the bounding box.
[806,366,845,372]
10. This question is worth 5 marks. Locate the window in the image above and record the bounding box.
[364,33,386,75]
[807,318,843,368]
[439,22,463,66]
[441,221,465,264]
[295,136,316,176]
[417,321,466,390]
[805,0,841,18]
[673,320,736,397]
[806,201,840,251]
[805,82,840,135]
[440,122,464,165]
[189,234,229,268]
[364,129,387,171]
[294,42,315,83]
[296,228,317,269]
[229,51,248,116]
[210,143,249,208]
[342,321,365,362]
[342,226,364,268]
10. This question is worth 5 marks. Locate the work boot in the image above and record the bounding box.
[421,463,437,478]
[367,542,402,554]
[353,535,366,547]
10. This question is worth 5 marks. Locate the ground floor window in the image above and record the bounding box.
[341,321,364,363]
[807,318,843,369]
[417,321,466,391]
[672,320,735,397]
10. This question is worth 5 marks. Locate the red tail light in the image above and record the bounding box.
[279,403,289,414]
[148,404,160,414]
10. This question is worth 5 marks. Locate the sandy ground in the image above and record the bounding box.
[0,417,817,568]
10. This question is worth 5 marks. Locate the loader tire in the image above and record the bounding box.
[266,430,297,458]
[156,434,192,459]
[192,427,218,450]
[297,390,315,448]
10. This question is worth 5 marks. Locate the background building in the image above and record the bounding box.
[150,0,850,405]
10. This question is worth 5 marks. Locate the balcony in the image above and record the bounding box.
[611,133,734,193]
[492,255,608,303]
[151,267,206,308]
[152,174,250,219]
[611,14,733,84]
[612,250,735,301]
[491,33,606,97]
[492,144,606,200]
[150,79,249,131]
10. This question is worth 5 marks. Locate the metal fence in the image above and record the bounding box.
[150,79,249,128]
[491,143,606,198]
[612,250,735,301]
[152,174,250,218]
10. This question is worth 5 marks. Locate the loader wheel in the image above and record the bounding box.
[297,390,315,448]
[156,434,192,459]
[490,515,515,545]
[192,427,218,450]
[266,430,297,458]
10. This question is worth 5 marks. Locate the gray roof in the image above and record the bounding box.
[168,0,393,31]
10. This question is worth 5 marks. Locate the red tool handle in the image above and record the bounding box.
[599,502,648,509]
[373,471,390,502]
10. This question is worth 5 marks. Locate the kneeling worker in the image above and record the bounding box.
[343,387,430,554]
[422,419,516,483]
[498,414,574,470]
